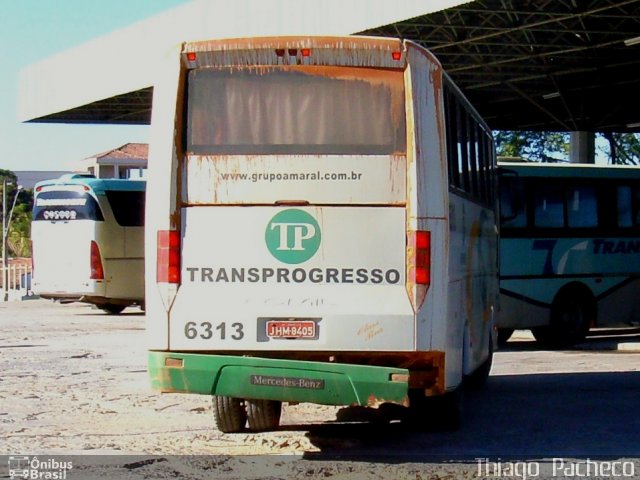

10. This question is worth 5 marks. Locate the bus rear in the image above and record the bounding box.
[32,175,145,313]
[147,36,486,432]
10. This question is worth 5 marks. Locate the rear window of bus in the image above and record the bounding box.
[33,190,104,221]
[186,66,406,156]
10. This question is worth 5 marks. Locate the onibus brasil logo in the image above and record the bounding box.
[8,456,73,479]
[265,209,321,264]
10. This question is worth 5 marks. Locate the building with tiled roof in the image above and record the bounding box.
[77,142,148,179]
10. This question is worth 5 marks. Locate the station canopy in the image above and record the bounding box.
[19,0,640,133]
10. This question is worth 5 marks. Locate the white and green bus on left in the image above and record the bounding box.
[498,162,640,346]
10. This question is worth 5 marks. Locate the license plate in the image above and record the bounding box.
[266,320,316,339]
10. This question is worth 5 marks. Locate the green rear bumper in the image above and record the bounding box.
[148,351,409,407]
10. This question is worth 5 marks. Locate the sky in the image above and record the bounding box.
[0,0,191,172]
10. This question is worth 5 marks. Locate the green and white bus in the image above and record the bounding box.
[146,36,498,432]
[498,162,640,346]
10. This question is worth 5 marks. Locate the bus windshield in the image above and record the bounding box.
[186,66,406,156]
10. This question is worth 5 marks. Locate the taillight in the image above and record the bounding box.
[406,230,431,311]
[157,230,180,284]
[90,241,104,280]
[413,231,431,286]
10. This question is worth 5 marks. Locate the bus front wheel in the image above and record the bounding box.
[212,396,247,433]
[533,287,592,347]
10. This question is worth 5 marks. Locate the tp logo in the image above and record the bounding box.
[266,209,321,264]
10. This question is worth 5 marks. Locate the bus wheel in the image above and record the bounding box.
[497,328,514,346]
[212,396,247,433]
[533,288,591,347]
[100,303,126,315]
[246,399,282,432]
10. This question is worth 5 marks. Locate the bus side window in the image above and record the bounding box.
[444,88,461,189]
[467,115,479,198]
[477,130,488,204]
[456,103,470,193]
[617,186,633,228]
[534,184,564,228]
[500,177,526,228]
[567,186,597,228]
[105,190,146,227]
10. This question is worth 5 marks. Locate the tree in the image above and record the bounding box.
[0,169,18,195]
[493,131,569,162]
[1,169,33,258]
[600,133,640,165]
[494,131,640,165]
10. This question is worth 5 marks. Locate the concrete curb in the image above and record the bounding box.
[616,342,640,352]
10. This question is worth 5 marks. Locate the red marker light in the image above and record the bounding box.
[301,48,311,57]
[288,49,298,57]
[186,52,197,62]
[275,49,285,57]
[392,51,402,61]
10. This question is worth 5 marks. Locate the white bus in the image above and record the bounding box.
[32,174,145,314]
[146,36,498,432]
[498,162,640,346]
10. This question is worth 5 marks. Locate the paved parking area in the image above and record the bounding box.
[1,299,639,478]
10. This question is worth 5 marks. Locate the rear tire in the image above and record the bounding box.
[246,399,282,432]
[100,303,126,315]
[212,396,247,433]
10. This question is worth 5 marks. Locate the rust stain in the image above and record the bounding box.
[432,351,446,395]
[367,394,410,408]
[182,36,407,70]
[404,39,443,70]
[150,364,180,393]
[186,35,403,55]
[430,63,447,187]
[171,58,188,230]
[390,154,407,197]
